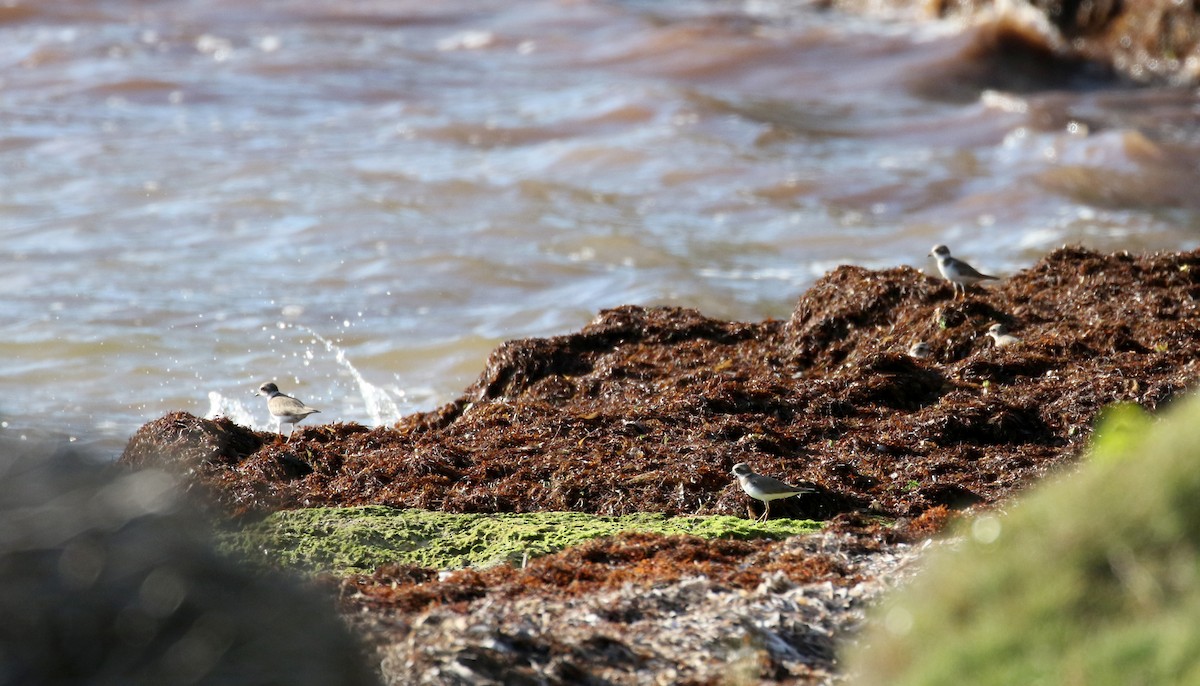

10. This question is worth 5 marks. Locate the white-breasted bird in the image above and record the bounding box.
[255,382,321,441]
[731,463,814,523]
[929,244,998,299]
[986,323,1021,348]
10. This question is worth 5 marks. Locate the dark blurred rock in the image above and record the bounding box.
[0,438,378,686]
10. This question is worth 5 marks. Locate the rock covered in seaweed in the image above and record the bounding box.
[349,531,924,686]
[121,247,1200,521]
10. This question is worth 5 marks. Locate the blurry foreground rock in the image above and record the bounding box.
[0,439,377,686]
[848,394,1200,685]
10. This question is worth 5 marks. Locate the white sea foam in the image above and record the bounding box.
[205,391,262,430]
[297,326,406,428]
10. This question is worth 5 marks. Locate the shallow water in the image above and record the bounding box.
[3,0,1199,455]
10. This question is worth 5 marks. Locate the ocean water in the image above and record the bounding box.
[3,0,1198,455]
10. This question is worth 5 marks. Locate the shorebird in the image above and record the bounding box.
[731,463,814,523]
[929,244,998,299]
[908,341,932,359]
[255,382,321,441]
[986,323,1021,348]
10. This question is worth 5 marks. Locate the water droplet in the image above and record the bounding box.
[972,515,1001,544]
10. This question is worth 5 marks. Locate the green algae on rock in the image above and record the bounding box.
[219,507,821,574]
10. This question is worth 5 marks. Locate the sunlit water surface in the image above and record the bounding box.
[3,0,1199,455]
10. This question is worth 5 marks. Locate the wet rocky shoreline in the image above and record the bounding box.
[839,0,1200,86]
[121,246,1200,684]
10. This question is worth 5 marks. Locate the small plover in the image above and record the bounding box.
[731,463,814,523]
[908,341,931,359]
[255,382,321,440]
[929,244,998,299]
[986,323,1020,348]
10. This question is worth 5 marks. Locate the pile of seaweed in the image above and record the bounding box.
[123,247,1200,524]
[120,247,1200,683]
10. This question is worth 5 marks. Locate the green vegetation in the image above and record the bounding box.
[849,394,1200,686]
[1088,401,1153,464]
[219,507,821,575]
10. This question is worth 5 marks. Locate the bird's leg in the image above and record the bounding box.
[759,501,771,523]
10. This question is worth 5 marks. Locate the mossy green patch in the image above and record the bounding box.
[219,508,820,575]
[1088,401,1153,464]
[848,394,1200,686]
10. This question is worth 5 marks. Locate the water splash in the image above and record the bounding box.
[205,391,262,429]
[296,326,405,427]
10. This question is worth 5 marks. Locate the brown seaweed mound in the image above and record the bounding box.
[122,247,1200,521]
